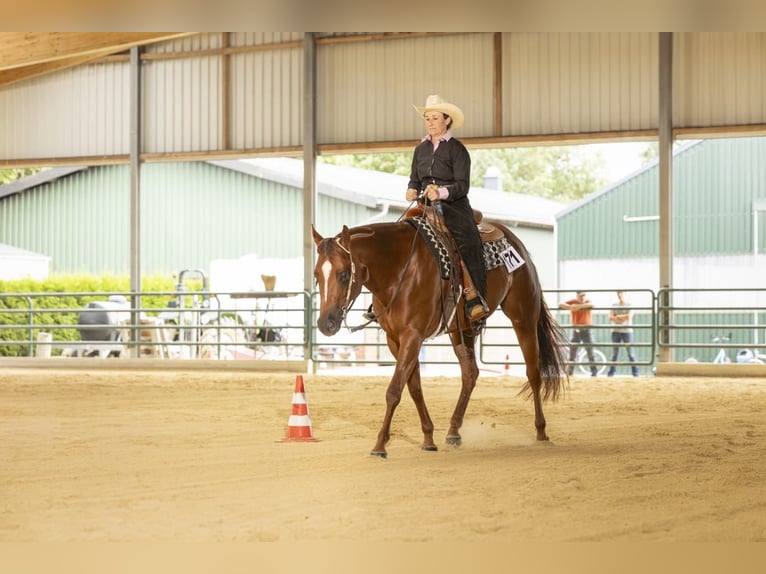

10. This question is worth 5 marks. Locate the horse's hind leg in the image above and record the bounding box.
[445,335,480,446]
[506,302,549,441]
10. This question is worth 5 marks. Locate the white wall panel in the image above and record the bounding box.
[229,45,303,149]
[504,33,658,136]
[143,32,223,53]
[4,33,766,164]
[230,32,303,46]
[142,55,222,153]
[0,63,130,160]
[317,33,495,145]
[675,33,766,128]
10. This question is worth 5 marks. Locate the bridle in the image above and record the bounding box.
[333,237,361,324]
[331,227,420,333]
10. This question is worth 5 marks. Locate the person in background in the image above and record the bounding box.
[405,94,488,324]
[559,290,598,377]
[607,290,640,377]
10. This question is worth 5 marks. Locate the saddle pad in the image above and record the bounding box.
[483,238,526,273]
[407,217,526,277]
[407,217,452,279]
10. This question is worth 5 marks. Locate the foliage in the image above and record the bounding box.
[0,167,39,185]
[321,146,610,202]
[0,274,177,357]
[641,142,660,164]
[322,152,412,176]
[470,147,607,202]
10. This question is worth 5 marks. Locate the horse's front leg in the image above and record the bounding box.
[405,353,437,452]
[446,335,479,446]
[371,337,431,457]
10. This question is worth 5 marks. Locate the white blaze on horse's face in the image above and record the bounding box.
[319,260,333,303]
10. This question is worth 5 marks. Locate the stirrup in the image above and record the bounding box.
[466,297,488,322]
[363,305,377,322]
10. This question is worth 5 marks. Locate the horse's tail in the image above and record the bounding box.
[520,296,569,402]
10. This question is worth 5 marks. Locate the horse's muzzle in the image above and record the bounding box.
[317,307,344,337]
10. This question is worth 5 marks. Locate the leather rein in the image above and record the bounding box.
[334,227,421,333]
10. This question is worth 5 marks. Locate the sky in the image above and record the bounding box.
[581,142,651,184]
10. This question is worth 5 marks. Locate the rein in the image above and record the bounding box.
[333,237,359,322]
[335,226,421,333]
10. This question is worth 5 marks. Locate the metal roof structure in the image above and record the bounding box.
[3,32,766,167]
[0,243,49,260]
[2,32,766,353]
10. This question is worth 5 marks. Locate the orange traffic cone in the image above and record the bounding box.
[280,375,319,442]
[504,354,510,373]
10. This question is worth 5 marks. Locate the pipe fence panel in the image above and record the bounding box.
[2,287,765,370]
[0,290,310,362]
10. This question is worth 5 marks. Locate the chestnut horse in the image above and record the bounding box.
[312,218,567,458]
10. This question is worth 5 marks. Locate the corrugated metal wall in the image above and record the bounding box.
[0,162,378,276]
[142,34,223,153]
[317,33,495,143]
[0,62,131,160]
[229,36,303,150]
[675,33,766,129]
[558,137,766,262]
[4,33,766,164]
[0,166,130,272]
[505,33,658,136]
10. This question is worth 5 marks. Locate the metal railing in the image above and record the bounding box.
[0,290,311,362]
[2,287,765,372]
[657,287,766,364]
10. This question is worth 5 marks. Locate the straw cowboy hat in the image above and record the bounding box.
[413,94,464,129]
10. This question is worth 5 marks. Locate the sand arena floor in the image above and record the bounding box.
[1,367,765,542]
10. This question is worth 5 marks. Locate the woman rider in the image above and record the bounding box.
[405,94,488,323]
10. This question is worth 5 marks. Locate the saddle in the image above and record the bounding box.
[405,203,493,332]
[405,204,505,243]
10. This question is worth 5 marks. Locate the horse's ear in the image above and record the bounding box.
[340,225,351,248]
[311,225,324,247]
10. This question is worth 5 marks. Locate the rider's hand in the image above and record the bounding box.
[406,188,419,202]
[424,184,440,201]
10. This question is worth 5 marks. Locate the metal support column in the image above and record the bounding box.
[658,32,673,363]
[129,46,142,357]
[303,33,317,368]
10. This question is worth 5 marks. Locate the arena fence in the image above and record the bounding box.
[1,287,765,374]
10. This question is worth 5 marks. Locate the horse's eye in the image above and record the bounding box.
[337,270,350,284]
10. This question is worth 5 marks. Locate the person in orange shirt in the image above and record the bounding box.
[559,291,598,377]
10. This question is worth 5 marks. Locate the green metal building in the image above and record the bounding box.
[0,158,562,288]
[556,136,766,366]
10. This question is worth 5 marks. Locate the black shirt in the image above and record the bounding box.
[407,135,471,203]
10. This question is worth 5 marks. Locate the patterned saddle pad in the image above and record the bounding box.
[406,217,525,279]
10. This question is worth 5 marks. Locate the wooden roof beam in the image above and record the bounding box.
[0,32,195,87]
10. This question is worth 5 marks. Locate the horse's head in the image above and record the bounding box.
[312,225,369,336]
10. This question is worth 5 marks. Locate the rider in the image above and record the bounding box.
[405,95,488,324]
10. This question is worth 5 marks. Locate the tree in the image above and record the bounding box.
[470,147,607,202]
[321,146,609,203]
[639,140,697,165]
[0,168,38,185]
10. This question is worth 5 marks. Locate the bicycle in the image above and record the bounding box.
[735,347,766,364]
[684,333,732,364]
[568,345,608,376]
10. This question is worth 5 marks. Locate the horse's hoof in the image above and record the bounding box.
[370,451,388,459]
[422,445,438,452]
[445,435,462,447]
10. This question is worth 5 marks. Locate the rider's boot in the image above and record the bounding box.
[461,261,488,323]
